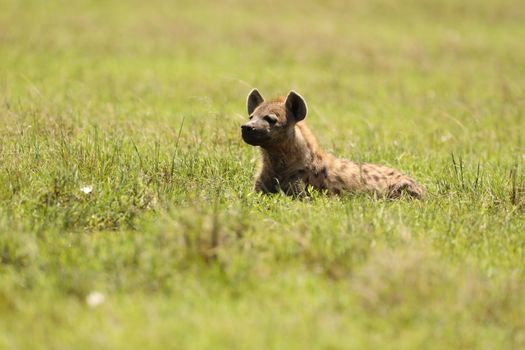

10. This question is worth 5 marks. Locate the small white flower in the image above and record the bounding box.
[440,133,453,143]
[80,185,93,194]
[86,291,105,307]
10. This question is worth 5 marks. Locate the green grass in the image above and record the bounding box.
[1,0,525,348]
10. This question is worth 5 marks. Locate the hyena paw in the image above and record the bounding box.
[388,181,425,199]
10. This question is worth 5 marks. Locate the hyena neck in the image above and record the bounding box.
[261,123,327,174]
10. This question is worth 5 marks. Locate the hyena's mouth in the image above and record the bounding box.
[241,127,270,146]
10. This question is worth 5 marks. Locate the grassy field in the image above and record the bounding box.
[1,0,525,348]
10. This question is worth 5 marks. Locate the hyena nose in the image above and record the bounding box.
[241,124,254,131]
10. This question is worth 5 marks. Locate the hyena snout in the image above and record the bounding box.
[241,121,270,146]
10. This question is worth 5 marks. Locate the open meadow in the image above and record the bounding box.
[1,0,525,348]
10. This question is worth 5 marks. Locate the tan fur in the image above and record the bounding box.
[242,90,425,199]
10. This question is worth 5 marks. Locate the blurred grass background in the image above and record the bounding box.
[1,0,525,349]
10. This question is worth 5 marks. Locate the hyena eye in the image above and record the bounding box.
[249,115,254,120]
[264,115,277,125]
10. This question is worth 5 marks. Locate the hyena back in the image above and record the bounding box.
[240,89,425,199]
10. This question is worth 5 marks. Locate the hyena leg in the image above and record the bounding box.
[255,176,305,196]
[255,176,280,194]
[388,179,425,199]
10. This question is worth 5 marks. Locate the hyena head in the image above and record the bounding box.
[241,89,307,147]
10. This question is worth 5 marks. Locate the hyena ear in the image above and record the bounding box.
[285,91,307,122]
[247,88,264,115]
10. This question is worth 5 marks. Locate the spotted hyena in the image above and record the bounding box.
[240,89,425,199]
